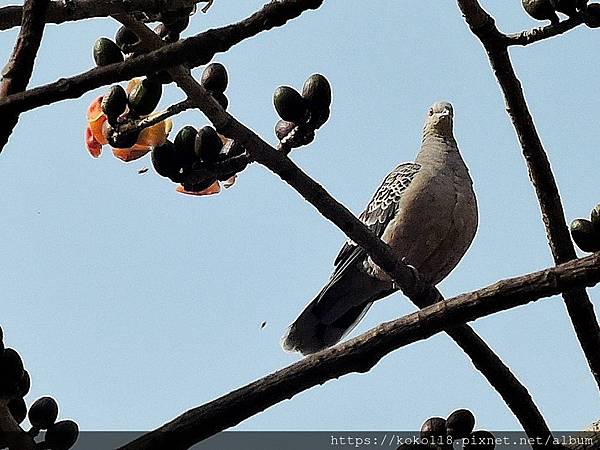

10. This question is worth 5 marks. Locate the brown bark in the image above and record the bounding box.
[0,0,205,31]
[0,0,49,151]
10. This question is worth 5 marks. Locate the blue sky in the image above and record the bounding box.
[0,0,599,434]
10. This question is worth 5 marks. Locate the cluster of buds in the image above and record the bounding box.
[273,73,332,153]
[85,78,171,161]
[397,409,496,450]
[0,326,78,450]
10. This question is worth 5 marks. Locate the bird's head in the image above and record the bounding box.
[423,101,454,137]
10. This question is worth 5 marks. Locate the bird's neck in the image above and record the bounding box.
[416,132,467,172]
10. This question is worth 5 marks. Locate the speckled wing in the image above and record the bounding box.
[333,162,422,271]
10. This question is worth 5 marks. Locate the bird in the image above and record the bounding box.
[282,101,478,355]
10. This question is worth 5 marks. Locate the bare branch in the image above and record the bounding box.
[0,0,49,151]
[0,0,205,31]
[0,0,324,117]
[506,15,584,46]
[119,253,600,450]
[116,16,554,445]
[456,0,600,390]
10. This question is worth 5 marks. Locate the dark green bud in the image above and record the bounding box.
[201,63,228,93]
[152,141,182,180]
[28,396,59,429]
[302,74,332,113]
[584,4,600,27]
[210,91,229,110]
[93,38,124,67]
[114,26,140,53]
[17,370,30,398]
[446,409,475,440]
[570,218,600,252]
[101,85,128,121]
[45,420,79,450]
[128,78,162,116]
[273,86,307,123]
[195,126,223,163]
[420,417,446,440]
[174,126,199,169]
[0,348,24,390]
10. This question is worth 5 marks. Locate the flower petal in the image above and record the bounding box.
[85,126,102,158]
[176,181,221,196]
[112,144,151,162]
[137,118,172,147]
[89,114,108,145]
[86,96,104,122]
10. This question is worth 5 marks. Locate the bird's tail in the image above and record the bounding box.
[282,263,393,355]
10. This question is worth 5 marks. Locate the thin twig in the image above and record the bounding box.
[0,0,49,151]
[0,0,325,117]
[506,15,584,46]
[113,98,192,137]
[118,253,600,450]
[117,15,553,446]
[0,0,205,31]
[456,0,600,391]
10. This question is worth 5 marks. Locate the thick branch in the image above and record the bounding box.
[0,0,49,151]
[119,253,600,450]
[0,0,204,31]
[456,0,600,391]
[0,0,324,117]
[506,15,584,46]
[116,16,553,445]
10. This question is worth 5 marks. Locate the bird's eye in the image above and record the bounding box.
[428,109,434,116]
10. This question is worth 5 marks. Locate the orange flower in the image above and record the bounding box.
[84,81,171,161]
[85,126,102,158]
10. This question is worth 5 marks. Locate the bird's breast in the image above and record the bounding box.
[372,164,478,285]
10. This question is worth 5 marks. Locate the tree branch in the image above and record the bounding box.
[0,0,49,152]
[0,0,205,31]
[506,15,584,46]
[456,0,600,392]
[0,0,324,117]
[115,16,554,446]
[119,253,600,450]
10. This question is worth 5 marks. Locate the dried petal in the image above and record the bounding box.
[126,78,143,94]
[137,117,172,147]
[223,175,236,188]
[176,180,221,196]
